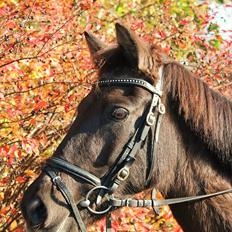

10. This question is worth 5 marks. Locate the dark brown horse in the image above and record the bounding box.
[21,23,232,232]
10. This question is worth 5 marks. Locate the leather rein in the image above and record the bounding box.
[44,74,232,232]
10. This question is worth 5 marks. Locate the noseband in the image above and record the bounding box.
[44,75,232,232]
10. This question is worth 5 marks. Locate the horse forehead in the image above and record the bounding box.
[100,86,147,107]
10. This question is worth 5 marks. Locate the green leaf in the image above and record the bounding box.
[208,23,219,32]
[210,39,221,49]
[0,118,10,123]
[115,3,125,16]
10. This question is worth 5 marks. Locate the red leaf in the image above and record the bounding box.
[18,150,22,159]
[68,94,74,102]
[180,19,189,25]
[16,176,26,183]
[14,228,25,232]
[7,152,14,165]
[214,74,223,80]
[64,104,70,113]
[0,177,9,185]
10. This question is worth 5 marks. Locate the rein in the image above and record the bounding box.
[44,74,232,232]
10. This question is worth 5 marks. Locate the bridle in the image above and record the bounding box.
[44,70,232,232]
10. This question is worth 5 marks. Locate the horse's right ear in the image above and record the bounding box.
[84,31,106,66]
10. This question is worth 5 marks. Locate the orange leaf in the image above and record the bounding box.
[9,220,17,231]
[0,206,10,215]
[30,118,36,126]
[24,169,36,177]
[0,192,4,201]
[34,100,47,111]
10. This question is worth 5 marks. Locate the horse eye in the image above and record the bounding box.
[111,107,129,120]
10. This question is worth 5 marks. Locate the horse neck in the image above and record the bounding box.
[153,94,232,231]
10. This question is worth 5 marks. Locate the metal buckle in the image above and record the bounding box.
[146,94,159,126]
[52,175,61,185]
[146,112,156,126]
[117,167,130,181]
[158,103,165,114]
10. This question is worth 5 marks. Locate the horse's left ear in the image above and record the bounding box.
[115,23,154,75]
[84,31,107,67]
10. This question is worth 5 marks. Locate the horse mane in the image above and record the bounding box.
[163,62,232,170]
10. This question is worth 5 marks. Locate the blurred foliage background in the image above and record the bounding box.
[0,0,231,231]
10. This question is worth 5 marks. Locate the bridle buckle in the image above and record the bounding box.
[52,175,61,185]
[146,112,156,126]
[117,167,130,181]
[158,103,165,114]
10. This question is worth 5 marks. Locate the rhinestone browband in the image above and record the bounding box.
[96,78,162,96]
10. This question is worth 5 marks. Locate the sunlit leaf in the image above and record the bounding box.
[208,23,219,32]
[9,220,17,231]
[209,39,221,49]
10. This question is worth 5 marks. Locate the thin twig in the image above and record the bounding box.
[214,81,232,90]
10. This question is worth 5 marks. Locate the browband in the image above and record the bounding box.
[96,78,162,96]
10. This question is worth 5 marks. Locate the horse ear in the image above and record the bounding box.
[84,31,106,66]
[115,23,153,74]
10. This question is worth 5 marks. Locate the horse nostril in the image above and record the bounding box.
[25,196,47,227]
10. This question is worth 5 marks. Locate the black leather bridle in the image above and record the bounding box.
[44,75,232,232]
